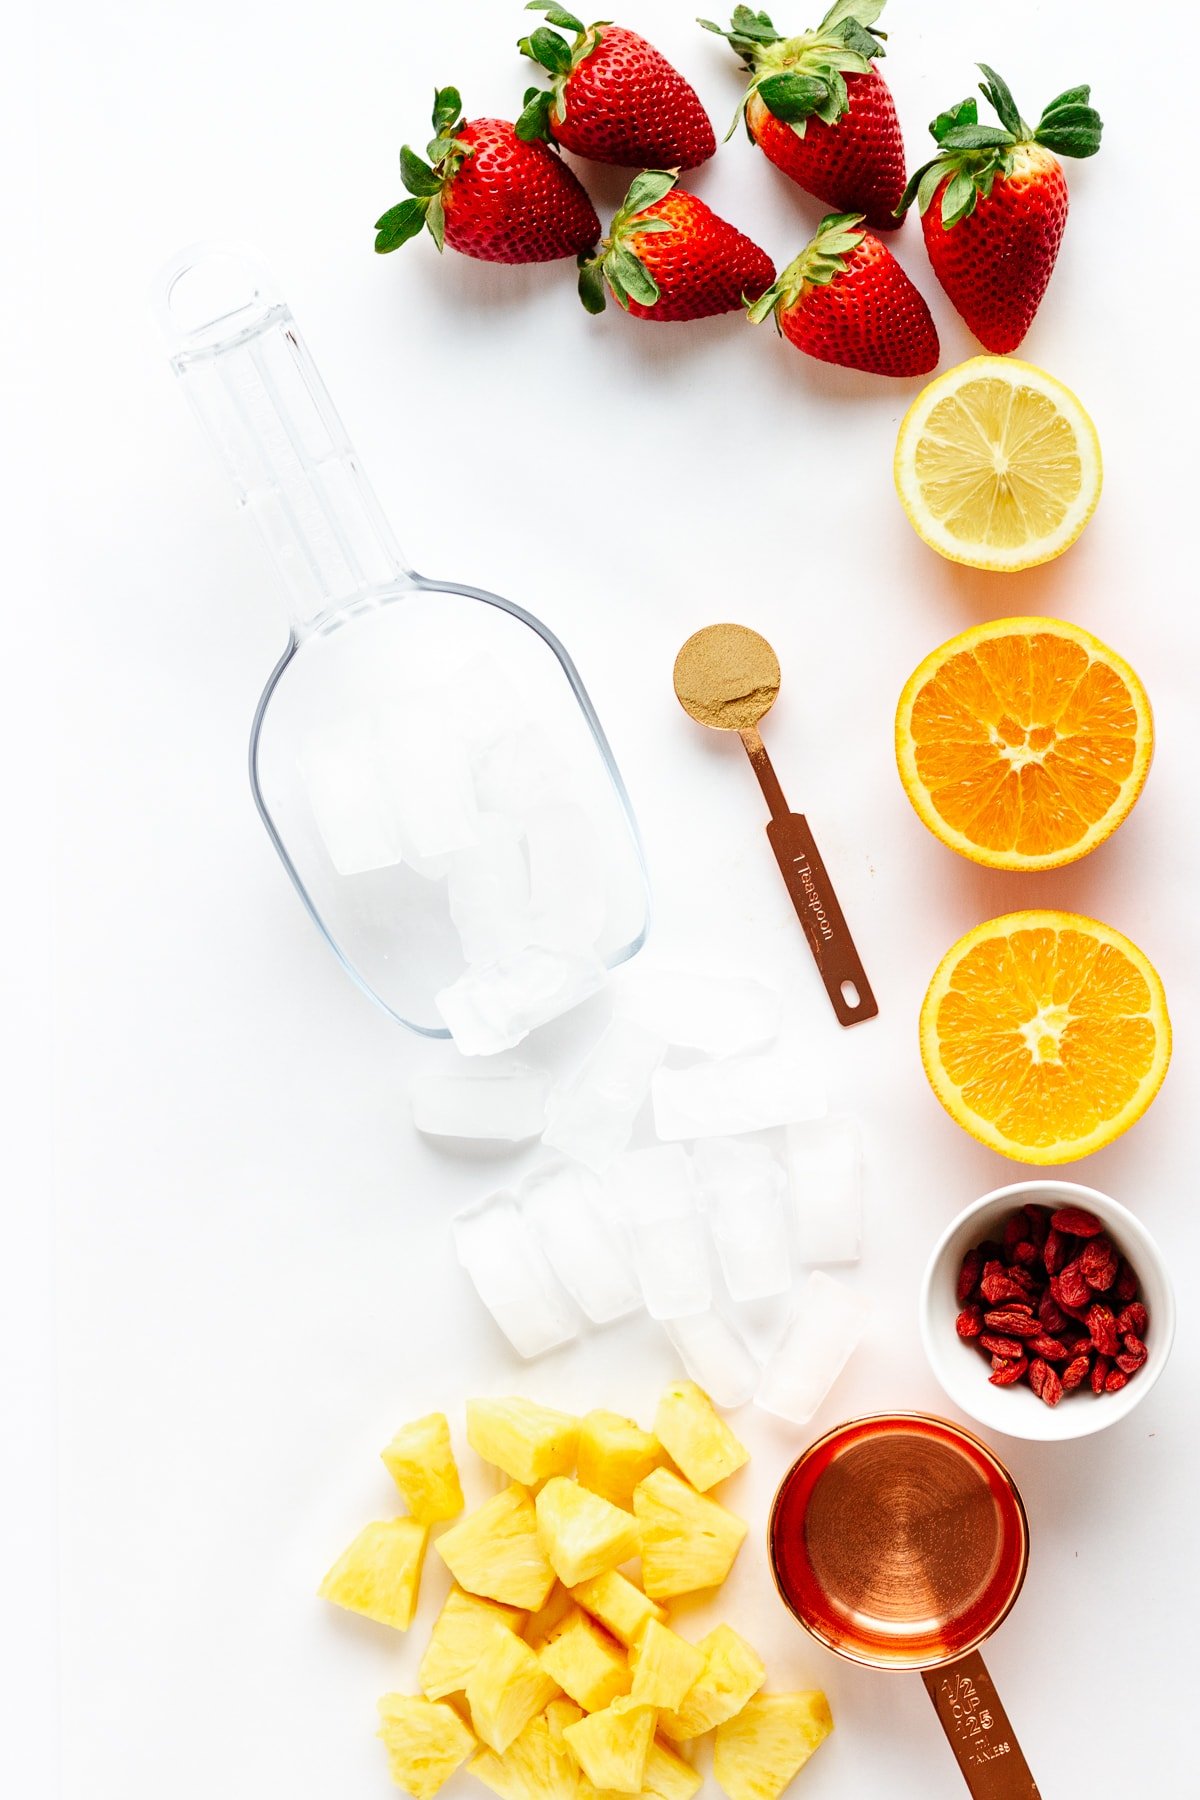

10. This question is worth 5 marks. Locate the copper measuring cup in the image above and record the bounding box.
[769,1414,1039,1798]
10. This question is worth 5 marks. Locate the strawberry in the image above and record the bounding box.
[374,86,599,263]
[700,2,905,230]
[896,67,1103,352]
[577,170,774,321]
[516,5,716,170]
[747,211,938,376]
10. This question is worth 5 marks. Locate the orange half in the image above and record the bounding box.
[896,618,1153,871]
[920,911,1171,1164]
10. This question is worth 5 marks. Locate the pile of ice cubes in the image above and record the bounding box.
[433,968,871,1423]
[297,656,631,1052]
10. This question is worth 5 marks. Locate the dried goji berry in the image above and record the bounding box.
[1029,1359,1064,1406]
[1104,1368,1129,1394]
[1116,1301,1148,1338]
[1091,1356,1111,1395]
[1117,1333,1148,1371]
[1003,1212,1027,1253]
[1113,1259,1139,1305]
[1069,1335,1093,1357]
[956,1305,984,1339]
[1087,1304,1120,1358]
[989,1356,1028,1387]
[956,1246,984,1304]
[983,1307,1038,1335]
[1052,1263,1092,1309]
[1050,1205,1103,1237]
[1042,1227,1071,1276]
[980,1333,1025,1359]
[981,1267,1031,1304]
[1027,1334,1069,1360]
[1012,1240,1038,1266]
[1022,1204,1050,1248]
[1062,1355,1091,1391]
[1080,1235,1118,1292]
[1038,1294,1068,1333]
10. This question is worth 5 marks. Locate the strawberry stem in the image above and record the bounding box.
[375,87,471,253]
[700,1,887,140]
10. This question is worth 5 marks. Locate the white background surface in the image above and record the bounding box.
[12,0,1199,1795]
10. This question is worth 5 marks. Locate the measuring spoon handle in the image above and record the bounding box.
[922,1654,1041,1799]
[765,813,877,1026]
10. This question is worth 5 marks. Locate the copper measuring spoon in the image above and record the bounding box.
[770,1413,1040,1799]
[673,623,877,1026]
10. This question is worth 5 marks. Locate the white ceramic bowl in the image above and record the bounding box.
[920,1179,1175,1442]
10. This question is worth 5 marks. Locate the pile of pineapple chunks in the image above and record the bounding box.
[319,1384,832,1800]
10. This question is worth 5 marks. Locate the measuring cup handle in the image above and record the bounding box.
[921,1653,1041,1799]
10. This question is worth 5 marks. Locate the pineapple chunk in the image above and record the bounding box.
[653,1383,749,1493]
[571,1571,666,1647]
[577,1410,672,1509]
[659,1626,765,1742]
[418,1587,526,1700]
[713,1693,833,1800]
[536,1477,641,1588]
[470,1705,582,1800]
[563,1697,656,1794]
[629,1618,705,1711]
[523,1581,574,1652]
[539,1608,632,1711]
[465,1626,561,1753]
[435,1484,556,1611]
[633,1469,747,1600]
[318,1517,428,1630]
[377,1693,475,1798]
[467,1398,580,1488]
[642,1737,703,1800]
[381,1412,465,1523]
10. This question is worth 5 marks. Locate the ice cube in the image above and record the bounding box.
[605,1146,710,1321]
[542,1019,666,1172]
[411,1065,550,1142]
[518,1161,642,1324]
[755,1271,870,1425]
[615,970,782,1055]
[436,946,607,1056]
[786,1116,862,1265]
[663,1310,760,1409]
[378,706,481,859]
[453,1192,577,1359]
[296,719,403,876]
[692,1137,792,1302]
[525,801,607,949]
[447,814,532,965]
[471,724,558,817]
[652,1042,827,1140]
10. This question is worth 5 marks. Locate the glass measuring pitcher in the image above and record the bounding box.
[156,248,649,1037]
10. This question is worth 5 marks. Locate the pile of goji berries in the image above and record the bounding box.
[955,1203,1150,1407]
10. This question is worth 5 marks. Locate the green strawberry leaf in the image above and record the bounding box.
[977,65,1025,137]
[425,192,446,251]
[609,247,660,307]
[374,198,428,253]
[527,1,585,29]
[578,256,608,314]
[1035,96,1103,158]
[522,25,573,74]
[931,97,976,142]
[515,88,557,142]
[916,159,946,215]
[623,169,678,217]
[698,8,782,61]
[626,217,673,234]
[940,168,979,228]
[939,123,1014,150]
[757,70,829,123]
[1043,83,1091,112]
[833,18,884,61]
[431,87,462,135]
[820,0,886,34]
[814,69,848,124]
[400,147,441,197]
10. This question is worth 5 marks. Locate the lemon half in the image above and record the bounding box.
[895,357,1103,571]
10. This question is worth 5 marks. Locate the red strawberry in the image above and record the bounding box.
[578,169,774,321]
[701,2,905,230]
[516,7,716,170]
[896,67,1103,352]
[747,211,937,376]
[374,86,599,263]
